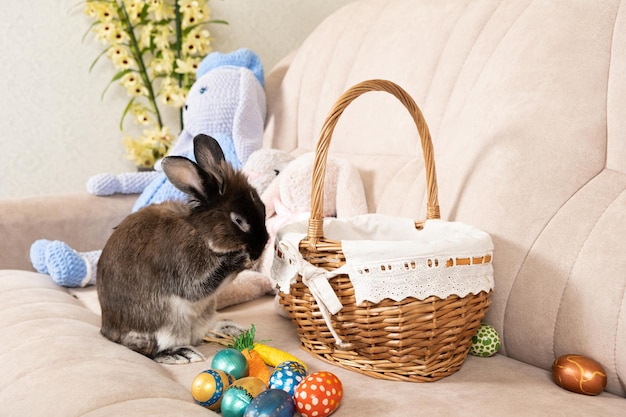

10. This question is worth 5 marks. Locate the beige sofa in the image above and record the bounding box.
[2,0,625,415]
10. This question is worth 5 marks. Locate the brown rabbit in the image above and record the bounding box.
[97,134,269,364]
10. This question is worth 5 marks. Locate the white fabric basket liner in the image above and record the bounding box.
[273,214,494,305]
[273,214,494,347]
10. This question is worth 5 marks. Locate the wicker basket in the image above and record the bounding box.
[276,79,493,382]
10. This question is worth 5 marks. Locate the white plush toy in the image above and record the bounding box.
[259,152,369,280]
[218,150,369,310]
[30,48,267,290]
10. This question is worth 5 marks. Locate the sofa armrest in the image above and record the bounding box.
[0,193,135,270]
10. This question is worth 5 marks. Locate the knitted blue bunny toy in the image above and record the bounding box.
[30,48,266,287]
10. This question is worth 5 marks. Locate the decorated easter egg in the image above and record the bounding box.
[294,371,343,417]
[552,354,607,395]
[470,323,501,357]
[191,369,233,410]
[269,360,308,396]
[221,376,267,417]
[243,388,295,417]
[212,348,250,380]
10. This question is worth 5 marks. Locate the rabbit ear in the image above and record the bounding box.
[193,134,226,171]
[161,156,206,198]
[193,134,229,195]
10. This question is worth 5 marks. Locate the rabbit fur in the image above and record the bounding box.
[97,135,269,364]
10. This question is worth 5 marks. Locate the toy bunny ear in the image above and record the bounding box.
[232,69,266,166]
[334,160,369,218]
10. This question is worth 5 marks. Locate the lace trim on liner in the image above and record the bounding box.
[348,253,493,304]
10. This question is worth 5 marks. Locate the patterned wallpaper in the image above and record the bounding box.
[0,0,353,200]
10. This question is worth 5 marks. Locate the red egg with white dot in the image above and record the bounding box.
[294,371,343,417]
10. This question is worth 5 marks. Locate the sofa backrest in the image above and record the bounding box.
[263,0,626,396]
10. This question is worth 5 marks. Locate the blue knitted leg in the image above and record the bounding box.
[44,241,101,287]
[81,250,101,286]
[30,239,51,274]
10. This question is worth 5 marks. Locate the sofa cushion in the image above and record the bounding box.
[0,271,215,417]
[262,0,626,396]
[2,269,625,416]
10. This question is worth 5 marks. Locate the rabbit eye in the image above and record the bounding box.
[230,212,250,233]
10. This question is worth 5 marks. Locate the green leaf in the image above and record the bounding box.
[119,96,136,131]
[81,20,101,43]
[181,19,229,36]
[100,68,132,100]
[88,46,112,73]
[207,19,229,26]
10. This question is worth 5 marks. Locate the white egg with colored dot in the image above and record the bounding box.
[470,323,501,357]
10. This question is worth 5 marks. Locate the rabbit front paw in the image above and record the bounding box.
[154,346,206,364]
[213,319,246,338]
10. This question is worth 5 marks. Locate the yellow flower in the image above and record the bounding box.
[120,71,139,87]
[185,27,212,56]
[120,72,147,97]
[128,84,149,97]
[159,78,186,107]
[138,23,154,50]
[130,103,152,125]
[93,20,128,45]
[84,0,220,169]
[181,27,212,57]
[148,48,175,75]
[85,2,116,22]
[147,0,175,21]
[122,0,143,25]
[180,0,210,29]
[106,44,131,62]
[110,52,136,70]
[123,134,154,168]
[174,57,200,75]
[124,125,173,168]
[151,125,175,149]
[153,26,172,50]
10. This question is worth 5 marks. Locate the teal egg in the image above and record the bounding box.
[470,323,501,357]
[211,348,250,379]
[221,377,267,417]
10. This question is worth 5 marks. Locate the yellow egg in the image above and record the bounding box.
[191,369,233,410]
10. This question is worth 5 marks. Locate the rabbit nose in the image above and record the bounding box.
[249,232,269,261]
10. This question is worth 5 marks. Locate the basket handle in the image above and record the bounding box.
[308,79,440,242]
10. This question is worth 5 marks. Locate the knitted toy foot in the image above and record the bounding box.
[87,171,160,196]
[30,239,51,274]
[44,241,100,287]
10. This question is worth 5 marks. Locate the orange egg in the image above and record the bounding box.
[294,371,343,417]
[551,354,607,396]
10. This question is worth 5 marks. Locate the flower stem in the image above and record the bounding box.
[174,0,183,131]
[117,0,163,129]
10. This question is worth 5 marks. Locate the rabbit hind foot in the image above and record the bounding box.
[153,346,206,364]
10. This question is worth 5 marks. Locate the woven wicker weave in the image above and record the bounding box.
[277,79,492,382]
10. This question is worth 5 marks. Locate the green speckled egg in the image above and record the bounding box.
[470,323,500,357]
